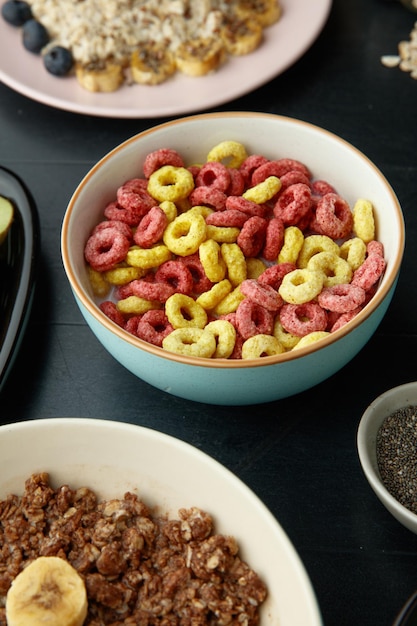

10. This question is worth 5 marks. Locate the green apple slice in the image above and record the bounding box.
[0,195,14,245]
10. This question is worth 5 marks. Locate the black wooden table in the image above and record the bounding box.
[1,0,417,624]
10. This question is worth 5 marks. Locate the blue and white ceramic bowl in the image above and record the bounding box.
[61,112,404,405]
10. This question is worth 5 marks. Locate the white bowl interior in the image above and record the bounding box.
[0,418,322,626]
[62,112,404,366]
[357,382,417,534]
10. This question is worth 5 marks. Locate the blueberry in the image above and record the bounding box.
[22,18,49,53]
[43,46,73,76]
[1,0,32,26]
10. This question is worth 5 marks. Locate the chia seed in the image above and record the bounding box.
[376,406,417,514]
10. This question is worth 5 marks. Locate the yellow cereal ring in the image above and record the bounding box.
[87,266,110,298]
[147,165,195,202]
[242,176,281,204]
[292,331,330,350]
[165,293,208,329]
[103,265,143,285]
[162,327,216,358]
[339,237,367,271]
[205,319,236,358]
[241,334,284,359]
[221,242,247,287]
[159,200,178,223]
[297,234,340,268]
[277,226,304,264]
[126,244,171,269]
[279,268,324,304]
[187,205,214,219]
[163,212,206,256]
[206,140,248,169]
[246,257,267,279]
[206,225,240,243]
[352,198,375,243]
[117,295,160,315]
[196,279,232,310]
[199,239,226,282]
[307,251,352,287]
[273,319,300,350]
[211,285,245,316]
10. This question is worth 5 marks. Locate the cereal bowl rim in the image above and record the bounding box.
[357,381,417,531]
[61,111,405,370]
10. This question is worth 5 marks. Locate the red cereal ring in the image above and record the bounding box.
[154,260,194,295]
[189,186,227,211]
[262,217,285,262]
[314,193,353,239]
[271,158,311,179]
[273,183,313,225]
[311,180,335,196]
[258,262,296,289]
[133,205,168,248]
[188,165,201,180]
[143,148,185,178]
[251,160,285,185]
[235,299,275,339]
[85,227,131,272]
[99,301,126,327]
[124,315,142,336]
[351,253,386,291]
[226,168,245,196]
[103,201,144,227]
[219,312,238,327]
[239,154,269,184]
[115,180,157,222]
[225,195,268,218]
[130,278,175,302]
[121,178,149,192]
[330,307,362,332]
[195,161,231,192]
[136,309,174,347]
[114,273,155,300]
[179,253,214,294]
[92,219,133,241]
[218,312,243,359]
[318,283,366,313]
[366,240,384,257]
[240,279,283,312]
[237,216,268,257]
[279,170,311,190]
[279,302,328,337]
[296,206,316,232]
[206,209,249,228]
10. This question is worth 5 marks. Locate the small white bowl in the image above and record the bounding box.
[357,382,417,534]
[0,417,322,626]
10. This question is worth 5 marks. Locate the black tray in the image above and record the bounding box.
[0,167,39,393]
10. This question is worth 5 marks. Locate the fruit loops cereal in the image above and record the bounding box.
[84,142,387,359]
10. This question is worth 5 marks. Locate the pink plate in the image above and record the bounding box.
[0,0,331,118]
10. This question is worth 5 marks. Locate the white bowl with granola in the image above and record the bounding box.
[61,111,404,405]
[0,417,323,625]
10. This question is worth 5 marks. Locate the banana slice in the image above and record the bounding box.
[131,43,176,85]
[220,17,263,56]
[6,556,88,626]
[75,59,124,93]
[235,0,282,27]
[0,195,14,246]
[175,37,226,77]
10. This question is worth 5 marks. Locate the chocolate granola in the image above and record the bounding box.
[0,473,267,625]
